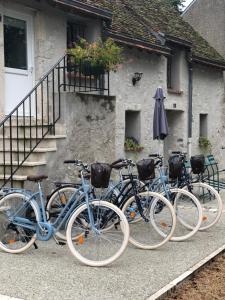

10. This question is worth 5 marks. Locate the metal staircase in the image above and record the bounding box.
[0,54,109,188]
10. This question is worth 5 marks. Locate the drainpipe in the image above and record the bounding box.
[187,56,193,159]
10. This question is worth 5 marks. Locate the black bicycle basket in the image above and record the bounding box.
[91,163,112,188]
[190,155,205,174]
[136,159,155,181]
[168,155,184,179]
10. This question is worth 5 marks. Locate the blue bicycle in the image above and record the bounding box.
[0,161,129,267]
[140,154,203,242]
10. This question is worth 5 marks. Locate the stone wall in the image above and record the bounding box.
[109,47,189,162]
[192,64,225,164]
[42,92,116,189]
[183,0,225,58]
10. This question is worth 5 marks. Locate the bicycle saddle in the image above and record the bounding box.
[27,175,48,182]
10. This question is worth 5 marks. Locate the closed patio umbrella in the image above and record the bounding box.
[153,87,168,140]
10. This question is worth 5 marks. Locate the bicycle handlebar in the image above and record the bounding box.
[171,151,187,156]
[149,154,162,158]
[111,158,124,167]
[111,158,135,169]
[64,159,90,172]
[64,160,77,164]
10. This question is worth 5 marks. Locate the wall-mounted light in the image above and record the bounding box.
[132,72,143,86]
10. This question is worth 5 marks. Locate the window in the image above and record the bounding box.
[125,110,141,143]
[4,16,27,70]
[199,114,208,137]
[67,22,85,48]
[167,48,181,91]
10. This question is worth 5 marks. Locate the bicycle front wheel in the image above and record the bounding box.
[182,182,222,230]
[0,192,38,253]
[122,191,176,250]
[166,188,203,241]
[66,200,129,267]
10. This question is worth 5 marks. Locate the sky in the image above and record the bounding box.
[183,0,194,9]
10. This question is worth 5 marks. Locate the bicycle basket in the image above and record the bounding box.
[136,159,155,181]
[168,155,184,179]
[91,163,112,188]
[190,155,205,174]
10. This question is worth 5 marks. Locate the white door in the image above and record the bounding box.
[4,10,34,115]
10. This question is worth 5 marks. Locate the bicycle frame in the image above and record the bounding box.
[9,171,100,240]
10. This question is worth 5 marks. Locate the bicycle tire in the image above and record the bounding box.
[181,182,223,230]
[66,200,129,267]
[160,188,203,241]
[122,191,176,249]
[46,186,80,240]
[0,192,38,253]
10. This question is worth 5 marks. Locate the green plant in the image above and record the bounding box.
[124,137,144,152]
[68,38,123,72]
[198,137,212,152]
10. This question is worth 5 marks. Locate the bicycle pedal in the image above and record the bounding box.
[57,241,66,246]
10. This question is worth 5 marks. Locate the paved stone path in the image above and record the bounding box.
[1,198,225,300]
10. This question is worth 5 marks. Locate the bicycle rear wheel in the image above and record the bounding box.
[46,186,79,240]
[66,200,129,267]
[182,182,222,230]
[0,192,37,253]
[122,191,176,249]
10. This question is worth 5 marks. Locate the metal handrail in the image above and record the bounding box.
[0,53,110,187]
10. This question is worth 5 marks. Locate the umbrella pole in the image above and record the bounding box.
[157,139,164,157]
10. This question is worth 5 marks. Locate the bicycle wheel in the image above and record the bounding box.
[161,188,202,241]
[66,200,129,267]
[182,182,222,230]
[122,191,176,249]
[0,192,38,253]
[46,186,80,240]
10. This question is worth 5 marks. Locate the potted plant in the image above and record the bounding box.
[124,137,144,152]
[198,136,212,153]
[68,38,123,76]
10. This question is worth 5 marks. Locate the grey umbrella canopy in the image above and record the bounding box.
[153,87,168,140]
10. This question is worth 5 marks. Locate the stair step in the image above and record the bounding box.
[0,124,66,136]
[0,147,57,152]
[0,161,47,176]
[0,147,57,161]
[0,174,27,181]
[0,161,46,166]
[0,134,66,139]
[1,117,56,126]
[0,135,66,149]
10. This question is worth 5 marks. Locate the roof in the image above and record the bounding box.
[51,0,112,20]
[63,0,225,68]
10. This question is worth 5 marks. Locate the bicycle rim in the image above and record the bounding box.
[46,186,79,240]
[66,200,129,267]
[169,188,203,241]
[182,182,223,230]
[0,193,37,253]
[122,191,176,249]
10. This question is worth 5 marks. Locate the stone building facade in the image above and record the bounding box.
[0,0,225,187]
[183,0,225,58]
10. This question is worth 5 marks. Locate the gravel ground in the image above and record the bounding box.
[164,252,225,300]
[1,193,225,299]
